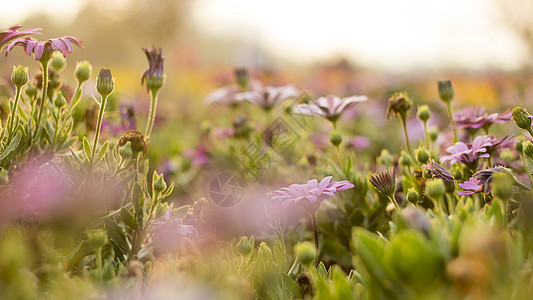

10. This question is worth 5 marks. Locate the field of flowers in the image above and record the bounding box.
[2,25,533,300]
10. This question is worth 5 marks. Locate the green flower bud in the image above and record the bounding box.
[378,149,392,167]
[428,127,439,142]
[25,84,37,99]
[54,92,66,108]
[416,147,429,164]
[417,105,431,123]
[87,229,108,250]
[499,149,515,162]
[329,131,343,147]
[406,188,419,203]
[50,51,66,73]
[524,141,533,159]
[153,172,167,193]
[119,141,133,160]
[96,68,114,98]
[387,91,412,119]
[491,172,514,201]
[515,139,524,153]
[512,107,532,134]
[75,60,92,84]
[294,241,317,266]
[236,236,254,256]
[426,179,445,200]
[437,80,454,102]
[234,67,249,90]
[257,242,272,259]
[11,65,28,89]
[399,150,412,167]
[422,170,432,179]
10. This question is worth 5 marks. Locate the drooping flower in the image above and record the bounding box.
[454,107,511,131]
[240,85,299,109]
[457,177,483,195]
[423,160,455,184]
[293,94,367,123]
[369,167,396,197]
[441,136,492,168]
[0,25,41,50]
[268,176,354,212]
[387,91,412,120]
[151,208,198,251]
[5,36,83,61]
[141,46,165,93]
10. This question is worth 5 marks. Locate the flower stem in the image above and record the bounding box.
[8,86,22,139]
[310,212,319,250]
[92,95,109,159]
[68,82,83,115]
[423,121,430,150]
[445,101,458,143]
[400,116,415,160]
[34,61,49,138]
[145,90,159,138]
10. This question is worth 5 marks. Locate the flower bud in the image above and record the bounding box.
[512,107,532,133]
[96,68,114,98]
[437,80,454,102]
[87,229,108,250]
[119,141,134,160]
[54,92,66,108]
[378,149,392,167]
[75,60,92,84]
[236,236,254,256]
[153,172,167,193]
[491,172,513,201]
[294,241,317,266]
[387,91,412,119]
[11,65,28,89]
[428,127,439,142]
[399,150,412,167]
[25,84,37,99]
[417,105,431,123]
[515,139,524,153]
[524,141,533,159]
[329,131,343,147]
[406,188,419,203]
[416,147,429,164]
[234,67,249,90]
[426,179,445,200]
[50,51,66,73]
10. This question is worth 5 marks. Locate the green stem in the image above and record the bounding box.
[52,107,61,145]
[145,90,159,138]
[310,212,319,250]
[8,86,22,139]
[92,95,109,159]
[34,61,49,138]
[95,247,102,269]
[445,101,458,143]
[68,82,83,115]
[520,153,533,187]
[400,116,415,160]
[423,121,430,150]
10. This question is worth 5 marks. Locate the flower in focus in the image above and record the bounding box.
[423,160,455,184]
[5,36,83,61]
[441,136,492,168]
[457,177,483,196]
[454,107,512,131]
[0,25,41,50]
[240,85,299,110]
[141,46,165,93]
[151,208,198,251]
[268,176,354,213]
[293,94,367,123]
[369,167,396,197]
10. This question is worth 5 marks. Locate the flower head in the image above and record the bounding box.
[0,25,41,50]
[141,46,165,93]
[457,166,512,195]
[457,177,483,195]
[369,167,396,197]
[387,91,412,119]
[423,160,455,183]
[268,176,354,212]
[5,36,83,61]
[241,85,299,109]
[293,94,367,123]
[437,80,454,102]
[96,68,114,98]
[441,135,492,168]
[454,107,511,131]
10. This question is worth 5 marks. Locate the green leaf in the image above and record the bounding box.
[132,183,144,216]
[105,219,129,253]
[95,141,109,164]
[69,148,83,166]
[83,136,92,160]
[280,273,301,298]
[173,205,191,219]
[120,207,137,230]
[0,131,21,160]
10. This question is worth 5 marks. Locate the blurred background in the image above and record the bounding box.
[1,0,533,104]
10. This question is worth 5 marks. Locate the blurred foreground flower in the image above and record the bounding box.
[151,208,198,252]
[454,107,511,132]
[268,176,354,213]
[5,36,83,60]
[240,85,299,110]
[293,94,367,124]
[0,25,41,50]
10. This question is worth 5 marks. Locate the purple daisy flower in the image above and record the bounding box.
[204,81,262,106]
[457,177,482,195]
[486,135,515,154]
[423,160,455,183]
[454,107,512,131]
[0,25,41,50]
[240,85,300,109]
[268,176,354,213]
[441,135,492,168]
[5,36,83,60]
[293,94,367,122]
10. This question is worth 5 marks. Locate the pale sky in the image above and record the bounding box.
[0,0,528,71]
